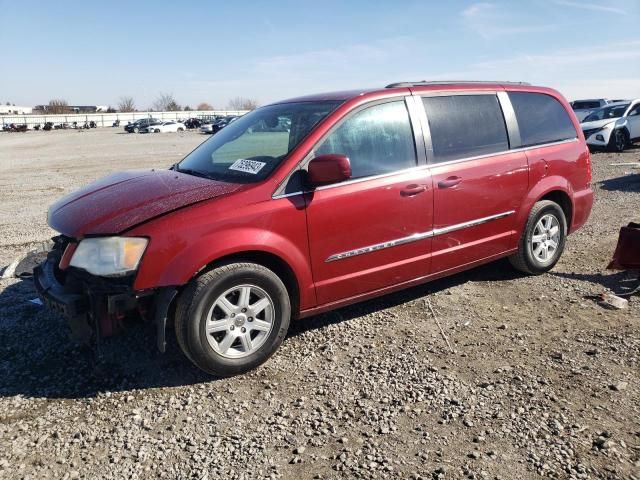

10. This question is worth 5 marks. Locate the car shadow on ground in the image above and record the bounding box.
[0,259,520,399]
[551,270,639,296]
[599,172,640,192]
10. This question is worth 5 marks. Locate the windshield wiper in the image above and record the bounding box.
[175,166,215,180]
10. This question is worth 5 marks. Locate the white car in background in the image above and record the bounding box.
[580,100,640,152]
[141,121,185,133]
[571,98,610,121]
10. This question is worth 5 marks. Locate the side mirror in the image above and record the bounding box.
[307,154,351,186]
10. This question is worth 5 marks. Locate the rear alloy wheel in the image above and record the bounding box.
[174,262,291,377]
[509,200,567,275]
[608,129,627,152]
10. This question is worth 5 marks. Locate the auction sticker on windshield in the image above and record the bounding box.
[229,159,266,174]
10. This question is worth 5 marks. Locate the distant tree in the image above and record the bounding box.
[5,102,10,106]
[197,102,214,111]
[48,99,70,114]
[227,97,259,110]
[118,96,136,112]
[152,92,181,112]
[106,106,116,113]
[183,105,192,111]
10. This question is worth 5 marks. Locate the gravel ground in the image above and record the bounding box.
[0,129,639,480]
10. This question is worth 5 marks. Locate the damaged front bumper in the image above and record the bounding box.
[33,238,176,351]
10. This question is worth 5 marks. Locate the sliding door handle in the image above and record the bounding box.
[401,184,427,196]
[437,176,462,189]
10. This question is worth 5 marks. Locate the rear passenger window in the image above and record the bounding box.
[315,101,416,179]
[508,92,577,147]
[422,95,509,163]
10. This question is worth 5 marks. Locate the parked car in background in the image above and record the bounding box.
[570,98,610,121]
[140,121,186,133]
[580,99,640,152]
[36,81,593,377]
[124,118,161,133]
[200,121,216,134]
[183,118,202,129]
[211,116,239,134]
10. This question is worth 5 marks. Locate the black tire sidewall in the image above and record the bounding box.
[610,129,626,152]
[523,203,567,273]
[186,266,290,376]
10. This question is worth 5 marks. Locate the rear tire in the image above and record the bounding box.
[509,200,567,275]
[154,129,160,133]
[174,263,291,377]
[608,129,627,152]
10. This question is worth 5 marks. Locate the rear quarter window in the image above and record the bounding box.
[508,92,577,147]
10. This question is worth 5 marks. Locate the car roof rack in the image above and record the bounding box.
[385,80,531,88]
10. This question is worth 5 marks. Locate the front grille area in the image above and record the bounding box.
[582,128,599,139]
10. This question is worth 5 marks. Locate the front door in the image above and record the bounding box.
[305,100,433,305]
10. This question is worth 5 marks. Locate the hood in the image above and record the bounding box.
[48,169,244,237]
[580,119,618,130]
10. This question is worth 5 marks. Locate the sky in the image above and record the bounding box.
[1,0,639,109]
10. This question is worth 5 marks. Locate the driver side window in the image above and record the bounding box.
[629,104,640,117]
[314,101,417,179]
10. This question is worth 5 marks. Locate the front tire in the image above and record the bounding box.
[509,200,567,275]
[174,263,291,377]
[133,127,139,133]
[608,129,627,152]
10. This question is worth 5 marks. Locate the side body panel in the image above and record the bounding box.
[521,139,592,234]
[429,152,528,272]
[305,168,433,304]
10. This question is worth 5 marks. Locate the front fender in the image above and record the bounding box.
[129,196,316,310]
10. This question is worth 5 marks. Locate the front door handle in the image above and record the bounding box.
[437,176,462,189]
[401,184,427,196]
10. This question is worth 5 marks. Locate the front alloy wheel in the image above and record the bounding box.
[205,285,274,358]
[174,262,291,377]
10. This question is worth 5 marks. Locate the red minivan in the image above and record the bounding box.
[35,81,593,376]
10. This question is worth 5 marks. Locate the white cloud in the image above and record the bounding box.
[462,2,555,39]
[553,0,627,15]
[433,39,640,100]
[185,36,418,105]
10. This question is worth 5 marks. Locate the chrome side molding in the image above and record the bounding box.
[325,210,515,262]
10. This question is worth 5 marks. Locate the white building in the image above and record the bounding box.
[0,105,33,115]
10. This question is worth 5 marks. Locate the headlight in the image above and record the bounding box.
[69,237,148,276]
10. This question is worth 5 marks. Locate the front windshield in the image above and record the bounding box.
[178,101,341,182]
[583,103,629,122]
